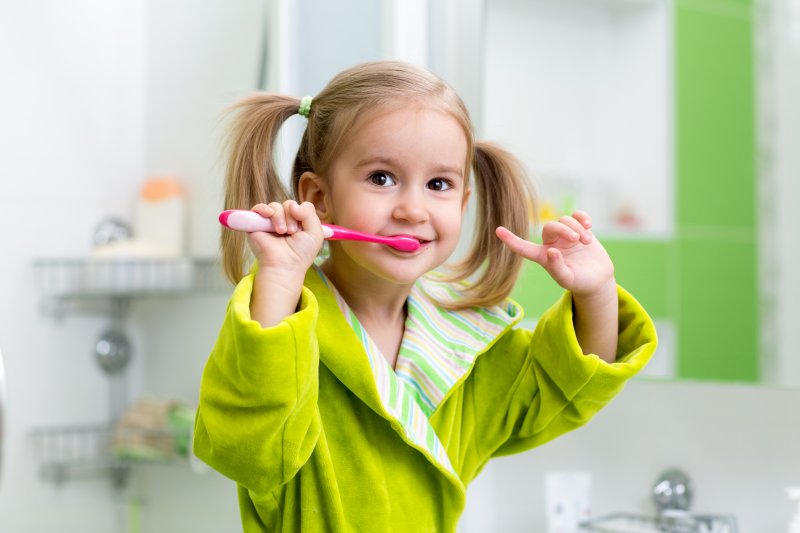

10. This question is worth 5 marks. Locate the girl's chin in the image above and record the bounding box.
[366,262,434,285]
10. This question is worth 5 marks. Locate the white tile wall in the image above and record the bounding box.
[460,379,800,533]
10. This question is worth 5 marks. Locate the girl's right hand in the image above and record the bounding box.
[246,200,323,328]
[247,200,325,274]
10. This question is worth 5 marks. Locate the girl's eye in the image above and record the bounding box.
[428,178,452,192]
[369,172,395,187]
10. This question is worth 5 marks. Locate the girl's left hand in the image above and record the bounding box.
[496,210,615,299]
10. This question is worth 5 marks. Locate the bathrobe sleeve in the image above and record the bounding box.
[473,285,657,458]
[193,272,322,495]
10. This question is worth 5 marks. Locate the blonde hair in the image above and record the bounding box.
[220,61,538,310]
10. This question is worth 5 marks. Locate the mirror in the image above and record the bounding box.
[430,0,799,387]
[478,0,677,379]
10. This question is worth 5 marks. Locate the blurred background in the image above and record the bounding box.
[0,0,798,531]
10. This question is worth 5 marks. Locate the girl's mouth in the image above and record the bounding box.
[388,234,431,253]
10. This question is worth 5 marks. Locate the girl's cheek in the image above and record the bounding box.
[345,214,380,232]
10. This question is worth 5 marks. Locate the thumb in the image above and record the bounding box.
[544,248,574,288]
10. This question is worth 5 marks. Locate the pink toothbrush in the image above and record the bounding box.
[218,210,421,252]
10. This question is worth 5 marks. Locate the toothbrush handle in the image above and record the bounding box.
[323,225,388,244]
[219,210,334,237]
[219,210,419,252]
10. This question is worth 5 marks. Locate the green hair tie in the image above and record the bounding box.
[298,96,313,118]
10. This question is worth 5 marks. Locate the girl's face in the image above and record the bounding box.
[313,105,470,287]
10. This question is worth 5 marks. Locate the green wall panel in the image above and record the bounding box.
[675,3,758,382]
[676,238,758,381]
[675,5,755,230]
[511,260,564,320]
[603,241,670,319]
[677,0,751,9]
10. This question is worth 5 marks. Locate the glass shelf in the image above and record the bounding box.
[31,423,192,489]
[579,511,739,533]
[30,258,223,487]
[33,256,230,316]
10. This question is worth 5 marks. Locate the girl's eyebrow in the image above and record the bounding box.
[356,155,464,177]
[355,155,401,168]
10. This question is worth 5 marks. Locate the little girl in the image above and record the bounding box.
[194,61,657,532]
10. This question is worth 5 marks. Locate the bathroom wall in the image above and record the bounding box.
[0,0,257,530]
[0,1,147,530]
[759,0,800,388]
[458,379,800,533]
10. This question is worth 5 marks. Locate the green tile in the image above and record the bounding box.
[676,238,758,381]
[675,6,756,229]
[603,240,670,318]
[511,262,564,319]
[677,0,752,10]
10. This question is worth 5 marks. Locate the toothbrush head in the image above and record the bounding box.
[386,235,422,252]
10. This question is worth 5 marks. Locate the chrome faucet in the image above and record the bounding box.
[653,468,694,513]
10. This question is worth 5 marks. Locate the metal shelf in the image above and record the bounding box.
[30,257,224,488]
[31,423,191,489]
[579,511,739,533]
[33,256,230,317]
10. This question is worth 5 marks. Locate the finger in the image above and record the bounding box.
[496,226,546,264]
[559,216,592,245]
[292,202,323,238]
[572,210,592,229]
[545,248,575,288]
[569,211,593,244]
[266,201,287,233]
[282,200,301,233]
[541,220,580,245]
[251,203,274,217]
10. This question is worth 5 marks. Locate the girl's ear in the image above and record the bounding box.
[298,172,332,222]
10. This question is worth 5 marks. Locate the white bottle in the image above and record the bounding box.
[788,487,800,533]
[133,177,186,256]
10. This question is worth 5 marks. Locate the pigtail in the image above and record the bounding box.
[443,140,538,309]
[220,93,302,284]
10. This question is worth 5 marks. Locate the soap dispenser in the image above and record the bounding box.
[788,487,800,533]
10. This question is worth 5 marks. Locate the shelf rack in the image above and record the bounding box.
[31,256,229,488]
[579,511,739,533]
[33,256,230,317]
[31,423,191,489]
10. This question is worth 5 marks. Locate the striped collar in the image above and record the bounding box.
[314,266,522,476]
[397,272,523,415]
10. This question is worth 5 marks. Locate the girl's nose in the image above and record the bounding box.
[392,189,429,224]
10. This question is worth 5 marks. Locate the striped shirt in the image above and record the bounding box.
[315,267,522,475]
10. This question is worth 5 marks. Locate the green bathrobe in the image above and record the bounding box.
[194,267,657,532]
